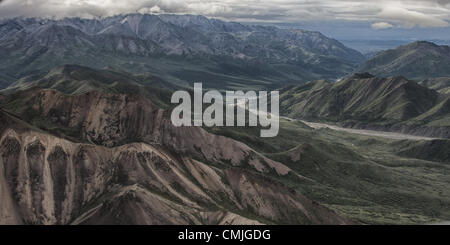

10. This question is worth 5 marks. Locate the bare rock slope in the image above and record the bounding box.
[0,89,350,225]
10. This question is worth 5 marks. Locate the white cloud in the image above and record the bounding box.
[378,4,449,28]
[371,22,394,29]
[0,0,449,29]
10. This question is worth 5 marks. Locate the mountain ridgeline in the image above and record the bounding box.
[357,41,450,87]
[0,14,364,90]
[2,64,180,108]
[0,85,351,225]
[281,73,450,138]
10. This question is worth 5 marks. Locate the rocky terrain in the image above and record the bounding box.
[0,87,350,225]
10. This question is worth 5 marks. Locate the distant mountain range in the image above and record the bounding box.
[280,73,450,138]
[0,14,365,90]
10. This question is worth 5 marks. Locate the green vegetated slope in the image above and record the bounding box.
[207,119,450,224]
[1,65,178,109]
[280,73,450,132]
[357,41,450,81]
[357,41,450,94]
[420,77,450,94]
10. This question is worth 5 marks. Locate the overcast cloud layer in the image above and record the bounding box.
[0,0,449,29]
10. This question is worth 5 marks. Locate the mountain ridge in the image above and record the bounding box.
[357,41,450,81]
[0,13,364,89]
[0,87,352,225]
[280,73,450,138]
